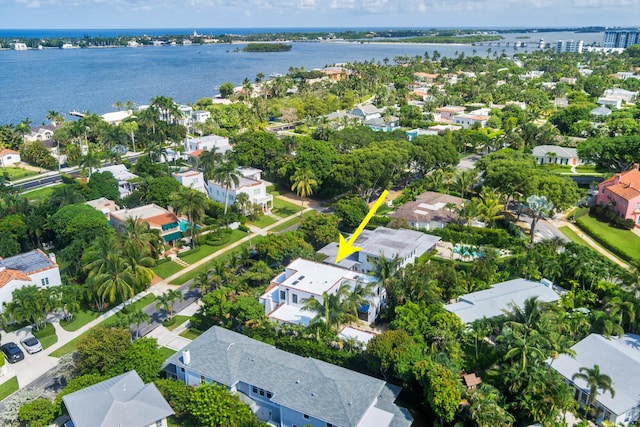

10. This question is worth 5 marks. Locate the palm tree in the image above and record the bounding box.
[80,149,102,179]
[572,364,615,418]
[191,270,212,295]
[302,284,353,331]
[171,187,206,247]
[93,253,136,306]
[476,188,505,228]
[48,185,85,208]
[290,167,317,216]
[212,160,241,215]
[453,169,477,198]
[155,289,183,320]
[347,279,376,321]
[127,308,150,339]
[122,243,155,290]
[122,217,162,258]
[526,195,554,244]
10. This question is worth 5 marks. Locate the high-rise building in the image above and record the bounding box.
[603,29,640,48]
[555,40,584,53]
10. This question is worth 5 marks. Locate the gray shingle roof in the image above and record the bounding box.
[62,371,174,427]
[532,145,578,159]
[444,278,561,323]
[164,327,411,427]
[0,249,55,273]
[552,334,640,416]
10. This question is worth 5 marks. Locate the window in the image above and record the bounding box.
[200,375,205,383]
[303,414,310,419]
[41,279,45,286]
[266,391,273,399]
[156,421,163,427]
[180,367,185,373]
[252,386,258,394]
[45,277,49,285]
[327,424,333,427]
[280,290,286,300]
[292,294,298,304]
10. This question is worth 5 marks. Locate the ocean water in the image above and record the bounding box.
[0,30,603,125]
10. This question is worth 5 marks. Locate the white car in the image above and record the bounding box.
[20,336,43,354]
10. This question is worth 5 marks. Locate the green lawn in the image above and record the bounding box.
[158,346,177,360]
[152,261,184,279]
[179,328,202,340]
[248,214,278,229]
[21,184,63,201]
[268,211,315,233]
[272,197,303,218]
[32,323,58,349]
[3,167,38,180]
[170,236,263,286]
[558,226,589,247]
[0,377,19,401]
[180,230,247,264]
[60,308,102,332]
[166,315,190,331]
[576,215,640,263]
[50,294,156,357]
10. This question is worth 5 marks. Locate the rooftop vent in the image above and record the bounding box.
[182,349,191,365]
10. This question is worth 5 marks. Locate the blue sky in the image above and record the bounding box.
[1,0,639,29]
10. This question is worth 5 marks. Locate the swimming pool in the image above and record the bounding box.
[453,245,482,258]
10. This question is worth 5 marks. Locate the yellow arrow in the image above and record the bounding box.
[336,190,389,263]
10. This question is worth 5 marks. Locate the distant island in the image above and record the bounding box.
[242,43,292,52]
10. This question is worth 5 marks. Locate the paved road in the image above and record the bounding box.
[137,283,202,338]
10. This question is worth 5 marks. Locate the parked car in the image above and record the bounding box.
[20,336,43,354]
[1,342,25,363]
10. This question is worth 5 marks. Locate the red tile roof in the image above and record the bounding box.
[602,169,640,201]
[0,149,19,157]
[0,269,32,288]
[145,212,179,227]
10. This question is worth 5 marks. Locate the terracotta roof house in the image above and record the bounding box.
[595,164,640,228]
[163,326,413,427]
[551,334,640,426]
[0,249,62,309]
[62,370,174,427]
[85,198,120,221]
[436,106,466,121]
[389,191,466,231]
[110,204,183,243]
[0,149,20,167]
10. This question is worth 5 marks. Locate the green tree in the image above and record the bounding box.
[121,337,165,383]
[334,196,369,231]
[525,195,553,244]
[255,231,315,266]
[212,160,241,215]
[20,140,57,169]
[171,186,206,247]
[50,203,110,247]
[92,252,136,305]
[297,212,340,249]
[80,149,103,179]
[155,289,183,320]
[187,382,256,426]
[85,170,120,201]
[126,308,150,339]
[365,329,423,382]
[219,82,235,99]
[290,167,317,216]
[414,360,461,424]
[572,364,615,417]
[18,398,57,427]
[154,379,192,419]
[76,326,131,376]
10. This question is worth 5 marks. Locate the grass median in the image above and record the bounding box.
[0,377,19,401]
[575,215,640,264]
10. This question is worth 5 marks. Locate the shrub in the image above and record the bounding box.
[238,224,250,232]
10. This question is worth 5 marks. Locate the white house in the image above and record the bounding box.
[191,110,211,123]
[0,149,21,167]
[184,135,232,156]
[444,278,561,324]
[172,169,206,193]
[259,258,384,326]
[23,124,57,143]
[207,167,273,213]
[0,250,62,309]
[163,326,413,427]
[453,114,489,129]
[436,106,466,121]
[101,110,133,125]
[532,145,587,166]
[551,334,640,427]
[348,104,381,121]
[94,164,140,197]
[318,226,440,273]
[85,197,120,221]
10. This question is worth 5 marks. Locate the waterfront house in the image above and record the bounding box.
[0,149,20,167]
[101,110,133,125]
[595,164,640,227]
[94,164,140,197]
[23,124,57,143]
[389,191,466,231]
[551,334,640,426]
[322,66,349,81]
[163,326,413,427]
[444,278,561,324]
[110,204,183,244]
[172,169,206,194]
[0,250,62,309]
[259,258,383,326]
[318,226,440,273]
[207,167,273,213]
[62,370,174,427]
[532,145,586,166]
[191,110,211,123]
[184,134,232,156]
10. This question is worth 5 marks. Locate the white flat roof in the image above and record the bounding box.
[445,278,560,324]
[111,204,171,221]
[281,258,375,296]
[356,405,394,427]
[339,327,377,344]
[268,304,313,326]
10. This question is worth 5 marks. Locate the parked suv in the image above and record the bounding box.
[1,342,25,363]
